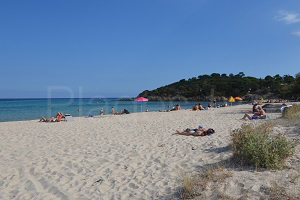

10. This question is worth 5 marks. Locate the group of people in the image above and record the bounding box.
[110,107,131,115]
[39,112,65,122]
[192,104,205,111]
[191,101,229,111]
[159,104,181,112]
[242,104,266,120]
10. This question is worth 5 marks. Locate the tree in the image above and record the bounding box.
[211,73,221,79]
[202,74,211,79]
[274,74,283,83]
[221,73,227,78]
[291,73,300,98]
[265,75,273,81]
[283,75,295,84]
[188,77,197,82]
[235,72,245,78]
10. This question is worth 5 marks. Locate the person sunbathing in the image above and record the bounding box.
[198,104,204,110]
[39,117,55,122]
[175,127,215,136]
[242,107,266,120]
[192,104,199,111]
[40,113,64,122]
[123,109,130,114]
[252,104,259,114]
[55,112,65,120]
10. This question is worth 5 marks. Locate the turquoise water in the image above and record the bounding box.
[0,99,243,122]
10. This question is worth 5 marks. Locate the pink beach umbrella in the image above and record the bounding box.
[134,97,148,112]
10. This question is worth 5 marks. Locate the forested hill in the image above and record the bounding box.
[138,72,300,101]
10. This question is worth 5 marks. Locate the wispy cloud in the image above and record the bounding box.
[275,10,300,24]
[291,31,300,36]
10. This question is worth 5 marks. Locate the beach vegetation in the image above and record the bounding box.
[177,165,233,199]
[265,181,299,200]
[138,72,300,101]
[282,104,300,120]
[231,123,296,170]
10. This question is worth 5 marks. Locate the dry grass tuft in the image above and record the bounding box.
[177,165,233,199]
[282,104,300,119]
[280,104,300,126]
[265,181,298,200]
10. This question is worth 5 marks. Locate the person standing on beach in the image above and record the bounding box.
[213,99,217,108]
[112,107,114,114]
[100,108,104,116]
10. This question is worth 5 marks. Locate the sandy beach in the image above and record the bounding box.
[1,104,298,199]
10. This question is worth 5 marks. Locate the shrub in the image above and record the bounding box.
[282,104,300,120]
[231,123,296,170]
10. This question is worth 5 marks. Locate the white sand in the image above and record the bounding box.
[0,105,293,199]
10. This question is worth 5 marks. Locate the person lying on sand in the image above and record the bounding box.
[39,117,55,122]
[242,107,266,120]
[174,126,215,136]
[123,109,130,114]
[39,113,64,122]
[170,104,181,111]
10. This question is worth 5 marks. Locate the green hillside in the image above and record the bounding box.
[138,72,300,101]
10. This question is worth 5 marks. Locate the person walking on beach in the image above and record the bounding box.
[111,107,114,114]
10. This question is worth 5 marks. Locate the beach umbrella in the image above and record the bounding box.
[134,97,148,112]
[228,96,235,106]
[235,97,242,101]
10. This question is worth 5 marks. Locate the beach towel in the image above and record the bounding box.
[245,116,269,121]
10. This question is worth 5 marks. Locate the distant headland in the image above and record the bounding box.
[136,72,300,101]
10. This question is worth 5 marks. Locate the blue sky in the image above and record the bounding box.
[0,0,299,98]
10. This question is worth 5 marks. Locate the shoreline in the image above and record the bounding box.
[0,99,247,123]
[0,102,248,123]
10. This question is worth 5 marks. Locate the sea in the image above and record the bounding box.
[0,98,243,122]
